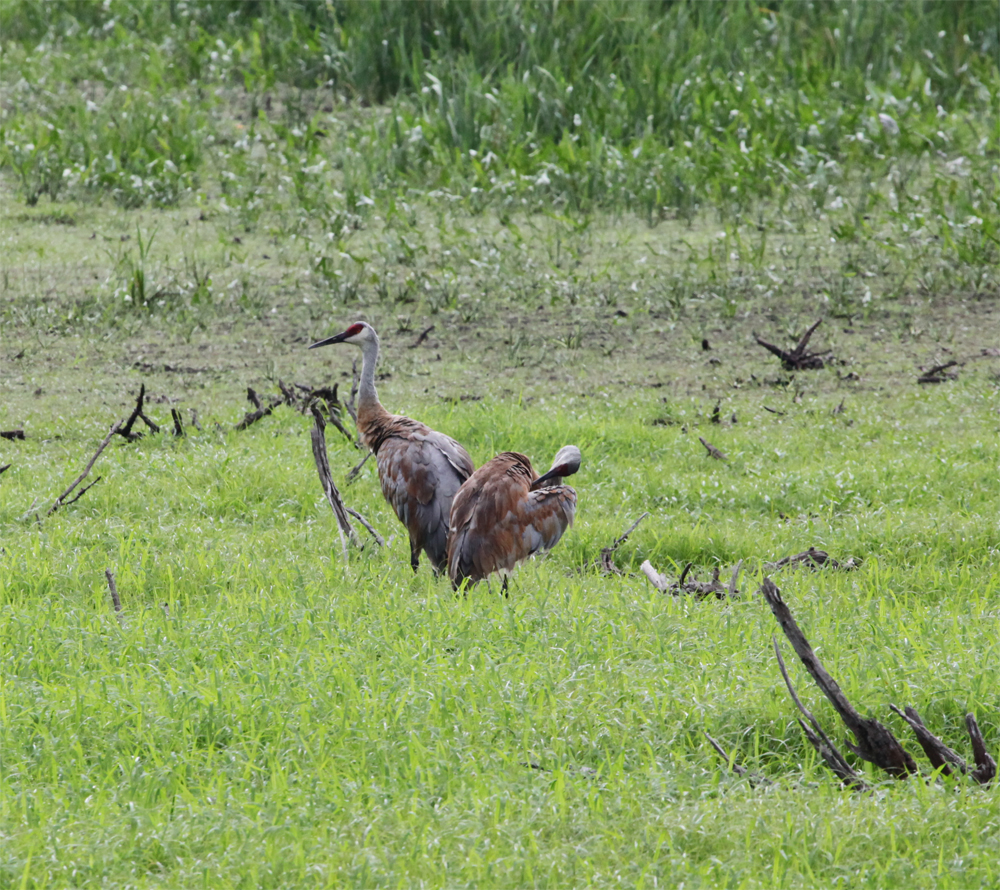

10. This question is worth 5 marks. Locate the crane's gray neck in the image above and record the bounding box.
[358,335,380,408]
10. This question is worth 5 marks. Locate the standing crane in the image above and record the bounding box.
[447,445,580,592]
[309,321,475,573]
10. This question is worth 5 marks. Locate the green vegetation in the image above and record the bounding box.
[2,2,999,887]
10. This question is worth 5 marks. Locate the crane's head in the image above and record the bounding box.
[309,321,378,350]
[530,445,581,490]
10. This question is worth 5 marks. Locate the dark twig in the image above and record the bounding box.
[409,324,435,348]
[773,637,868,789]
[640,560,739,599]
[236,386,284,431]
[61,476,102,507]
[760,578,917,778]
[754,319,830,370]
[1,429,25,440]
[189,408,202,431]
[345,507,384,546]
[889,705,967,778]
[105,569,122,615]
[48,421,122,516]
[310,405,360,560]
[119,384,160,441]
[678,562,693,587]
[763,406,785,416]
[593,511,649,573]
[699,436,727,461]
[917,360,959,384]
[345,450,372,485]
[966,714,997,786]
[0,463,10,476]
[704,731,771,785]
[765,548,861,571]
[171,408,185,437]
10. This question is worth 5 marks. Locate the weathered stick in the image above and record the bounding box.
[699,436,727,461]
[310,405,359,560]
[640,560,669,590]
[765,548,861,571]
[917,360,959,384]
[236,386,283,431]
[773,637,868,789]
[119,384,160,440]
[0,463,10,476]
[48,421,122,515]
[966,714,997,786]
[760,578,917,778]
[171,408,185,437]
[754,319,829,370]
[345,450,372,485]
[1,429,25,440]
[594,511,650,573]
[346,507,384,546]
[409,324,435,348]
[105,569,122,614]
[889,705,967,778]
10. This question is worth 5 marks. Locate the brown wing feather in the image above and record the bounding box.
[448,452,575,587]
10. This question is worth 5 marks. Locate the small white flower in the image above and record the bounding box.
[86,100,99,112]
[536,171,550,186]
[573,113,582,127]
[878,113,899,135]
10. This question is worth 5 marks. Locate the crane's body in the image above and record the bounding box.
[310,322,474,572]
[447,445,580,591]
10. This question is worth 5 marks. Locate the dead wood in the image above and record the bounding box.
[190,409,202,431]
[171,408,185,437]
[105,569,123,616]
[1,429,25,440]
[754,319,830,371]
[698,436,727,461]
[0,463,10,476]
[409,324,435,348]
[640,559,741,599]
[119,384,160,441]
[48,421,122,516]
[60,476,102,507]
[345,450,372,485]
[236,386,286,431]
[760,577,917,778]
[704,731,771,785]
[917,360,960,384]
[967,714,997,785]
[592,512,649,573]
[763,406,785,416]
[765,548,861,571]
[710,401,721,424]
[309,405,360,560]
[773,638,869,790]
[345,506,384,546]
[889,705,967,778]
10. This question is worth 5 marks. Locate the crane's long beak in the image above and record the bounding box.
[309,331,349,349]
[530,445,581,490]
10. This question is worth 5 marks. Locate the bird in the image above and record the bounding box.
[309,321,475,573]
[447,445,580,592]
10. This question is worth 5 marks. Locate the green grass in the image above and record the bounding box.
[2,3,1000,887]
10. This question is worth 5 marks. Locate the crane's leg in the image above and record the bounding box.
[409,538,421,572]
[500,576,509,597]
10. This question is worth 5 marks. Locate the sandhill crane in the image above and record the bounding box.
[309,321,475,572]
[447,445,580,592]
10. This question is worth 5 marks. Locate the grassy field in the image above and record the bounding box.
[2,2,1000,888]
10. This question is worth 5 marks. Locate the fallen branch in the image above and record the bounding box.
[773,638,868,790]
[119,384,160,441]
[640,560,741,599]
[889,705,967,778]
[190,409,202,431]
[593,512,649,573]
[310,404,360,560]
[754,319,830,371]
[409,324,435,348]
[704,731,771,785]
[48,421,122,516]
[917,360,959,384]
[1,429,25,440]
[60,475,102,507]
[345,450,372,485]
[171,408,185,437]
[698,436,727,461]
[236,386,285,431]
[966,714,997,785]
[0,463,10,476]
[105,569,123,616]
[760,577,917,778]
[346,507,384,546]
[765,548,861,571]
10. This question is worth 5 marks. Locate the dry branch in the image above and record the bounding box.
[345,507,384,546]
[917,360,960,384]
[105,569,123,615]
[773,638,868,789]
[640,559,741,599]
[171,408,185,437]
[593,512,649,573]
[760,578,917,778]
[345,450,372,485]
[889,705,967,778]
[1,429,25,440]
[409,324,436,348]
[0,463,11,476]
[48,421,122,516]
[967,714,997,785]
[236,386,285,431]
[310,405,360,560]
[765,548,861,571]
[119,384,160,440]
[698,436,727,461]
[754,319,830,370]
